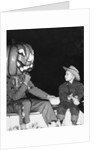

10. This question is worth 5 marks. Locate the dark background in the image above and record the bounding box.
[7,27,84,111]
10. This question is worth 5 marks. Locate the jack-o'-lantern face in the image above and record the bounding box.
[7,43,34,76]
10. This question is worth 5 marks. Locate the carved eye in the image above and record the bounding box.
[28,53,34,62]
[18,49,25,56]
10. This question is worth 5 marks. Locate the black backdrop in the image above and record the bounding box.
[7,27,84,108]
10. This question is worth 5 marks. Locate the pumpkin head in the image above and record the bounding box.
[7,43,34,76]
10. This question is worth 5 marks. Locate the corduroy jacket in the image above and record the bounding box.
[7,77,49,104]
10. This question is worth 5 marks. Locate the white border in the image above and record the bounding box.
[0,9,90,149]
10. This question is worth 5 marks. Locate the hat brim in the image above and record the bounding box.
[63,66,80,81]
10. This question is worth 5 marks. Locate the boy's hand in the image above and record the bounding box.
[72,96,80,105]
[67,93,73,101]
[67,94,80,105]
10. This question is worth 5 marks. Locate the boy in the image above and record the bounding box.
[57,65,84,125]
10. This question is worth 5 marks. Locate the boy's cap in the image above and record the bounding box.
[63,65,80,81]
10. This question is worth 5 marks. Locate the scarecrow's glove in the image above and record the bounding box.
[47,95,60,105]
[24,74,31,89]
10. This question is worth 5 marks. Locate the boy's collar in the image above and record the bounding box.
[66,79,75,85]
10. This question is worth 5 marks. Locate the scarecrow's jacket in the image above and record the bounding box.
[7,78,48,104]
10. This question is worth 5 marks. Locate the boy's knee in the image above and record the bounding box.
[57,114,65,121]
[71,114,79,125]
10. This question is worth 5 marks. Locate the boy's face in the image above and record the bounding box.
[64,71,74,82]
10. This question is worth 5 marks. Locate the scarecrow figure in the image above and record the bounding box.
[7,43,57,129]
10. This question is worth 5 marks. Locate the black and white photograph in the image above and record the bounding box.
[7,27,84,131]
[0,9,89,149]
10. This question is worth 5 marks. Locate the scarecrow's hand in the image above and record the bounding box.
[24,74,31,86]
[47,95,60,105]
[28,81,34,89]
